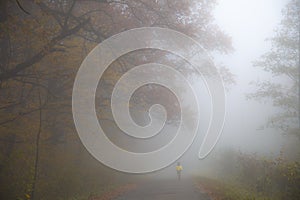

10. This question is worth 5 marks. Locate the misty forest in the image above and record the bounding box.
[0,0,299,200]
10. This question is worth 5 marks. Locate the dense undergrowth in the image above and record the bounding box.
[197,149,300,200]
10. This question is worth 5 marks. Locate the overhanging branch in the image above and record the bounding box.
[0,18,89,82]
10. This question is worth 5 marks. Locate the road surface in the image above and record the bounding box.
[114,178,211,200]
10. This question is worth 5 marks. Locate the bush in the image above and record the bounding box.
[210,148,300,200]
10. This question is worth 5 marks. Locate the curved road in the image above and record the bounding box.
[114,178,211,200]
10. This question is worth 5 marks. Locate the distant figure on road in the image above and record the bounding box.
[176,162,183,181]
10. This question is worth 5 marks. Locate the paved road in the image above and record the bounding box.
[114,178,211,200]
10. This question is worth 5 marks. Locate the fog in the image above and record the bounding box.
[0,0,298,199]
[140,0,297,177]
[213,0,292,154]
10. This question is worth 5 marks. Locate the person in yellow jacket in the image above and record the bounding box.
[176,162,183,181]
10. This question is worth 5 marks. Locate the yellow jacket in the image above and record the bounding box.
[176,165,183,171]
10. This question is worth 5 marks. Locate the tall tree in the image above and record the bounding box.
[248,0,299,138]
[0,0,233,199]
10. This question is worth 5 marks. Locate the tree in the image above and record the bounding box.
[0,0,233,199]
[248,0,299,137]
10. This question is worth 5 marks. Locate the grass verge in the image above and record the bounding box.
[195,176,274,200]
